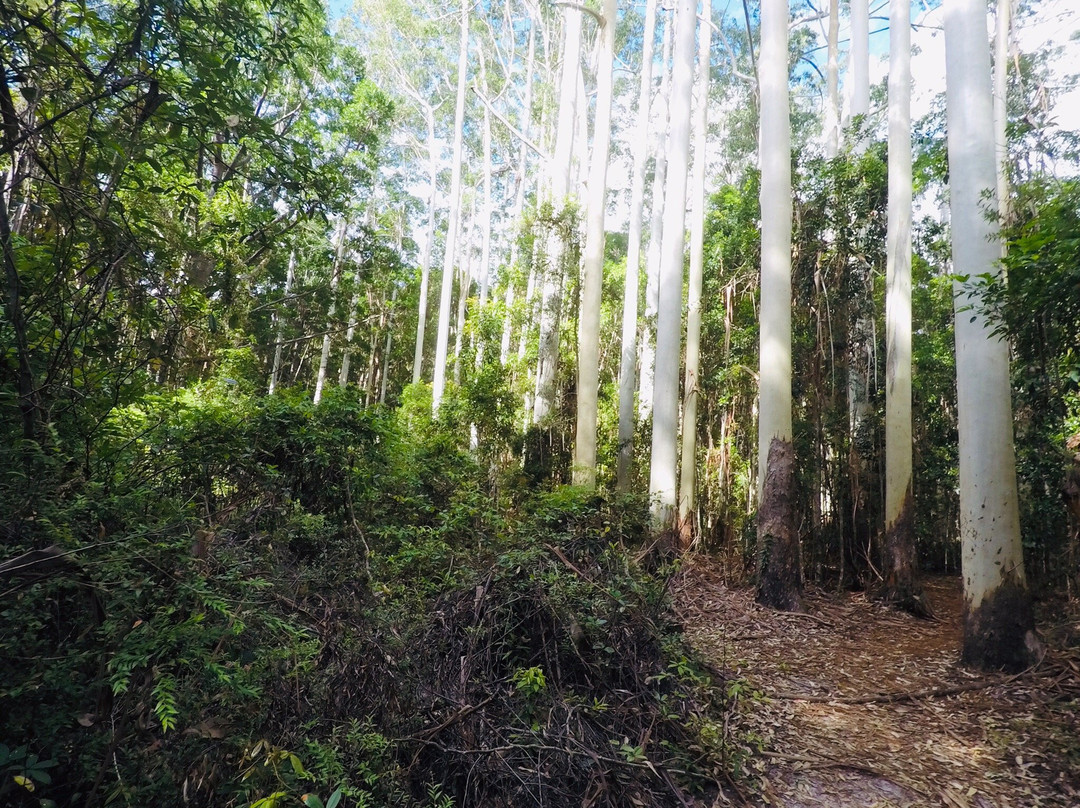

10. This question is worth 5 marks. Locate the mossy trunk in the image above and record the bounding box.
[757,438,802,611]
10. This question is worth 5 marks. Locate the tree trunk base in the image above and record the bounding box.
[878,489,933,619]
[962,573,1042,673]
[757,437,803,612]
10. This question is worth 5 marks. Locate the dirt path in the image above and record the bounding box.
[673,557,1080,808]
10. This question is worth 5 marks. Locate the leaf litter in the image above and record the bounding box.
[672,556,1080,807]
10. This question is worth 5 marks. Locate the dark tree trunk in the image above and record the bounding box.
[879,486,933,617]
[757,437,803,611]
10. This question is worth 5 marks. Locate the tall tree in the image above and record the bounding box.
[648,0,695,528]
[533,4,581,423]
[756,0,801,610]
[412,102,439,384]
[638,14,674,424]
[945,0,1039,671]
[882,0,929,616]
[677,2,711,538]
[994,0,1012,226]
[314,217,350,404]
[616,0,659,490]
[431,0,471,413]
[573,0,618,488]
[846,0,875,581]
[824,0,840,158]
[269,250,297,394]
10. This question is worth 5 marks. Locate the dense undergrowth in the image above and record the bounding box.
[0,380,740,808]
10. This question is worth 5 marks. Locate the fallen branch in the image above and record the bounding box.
[773,673,1025,704]
[413,696,495,742]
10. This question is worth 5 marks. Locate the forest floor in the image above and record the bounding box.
[673,557,1080,808]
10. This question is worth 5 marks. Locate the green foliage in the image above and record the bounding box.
[0,379,739,806]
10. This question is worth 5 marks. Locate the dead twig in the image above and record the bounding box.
[772,670,1031,704]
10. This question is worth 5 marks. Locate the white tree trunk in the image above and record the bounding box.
[314,217,348,404]
[846,0,873,575]
[849,0,870,130]
[412,105,439,385]
[380,286,398,404]
[677,3,710,535]
[994,0,1011,226]
[533,4,581,423]
[501,23,536,367]
[573,0,618,488]
[338,283,362,387]
[638,13,674,424]
[453,195,476,384]
[883,0,928,615]
[431,0,470,414]
[268,250,296,395]
[756,0,800,610]
[824,0,840,158]
[648,0,695,528]
[945,0,1038,671]
[616,0,659,490]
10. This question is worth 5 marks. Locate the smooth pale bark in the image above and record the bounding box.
[994,0,1011,226]
[849,0,870,127]
[648,0,695,528]
[846,0,873,583]
[945,0,1038,672]
[533,4,581,423]
[379,288,397,404]
[314,217,348,404]
[432,0,470,414]
[616,0,659,491]
[473,51,493,371]
[883,0,929,616]
[824,0,840,158]
[342,209,374,389]
[453,198,475,384]
[573,0,618,488]
[756,0,801,610]
[268,250,296,394]
[478,50,494,314]
[501,22,536,367]
[677,4,710,537]
[638,13,674,424]
[338,282,362,387]
[412,105,439,385]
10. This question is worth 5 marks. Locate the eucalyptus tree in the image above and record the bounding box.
[945,0,1039,671]
[994,0,1012,225]
[314,217,351,403]
[533,3,581,423]
[638,13,674,424]
[500,20,537,366]
[616,0,659,490]
[756,0,801,610]
[882,0,929,615]
[269,251,298,394]
[648,0,695,528]
[845,0,875,572]
[432,0,471,413]
[573,0,618,488]
[824,0,840,158]
[677,1,712,538]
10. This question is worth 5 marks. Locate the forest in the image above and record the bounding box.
[1,0,1078,805]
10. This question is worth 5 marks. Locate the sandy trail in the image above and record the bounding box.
[673,557,1080,807]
